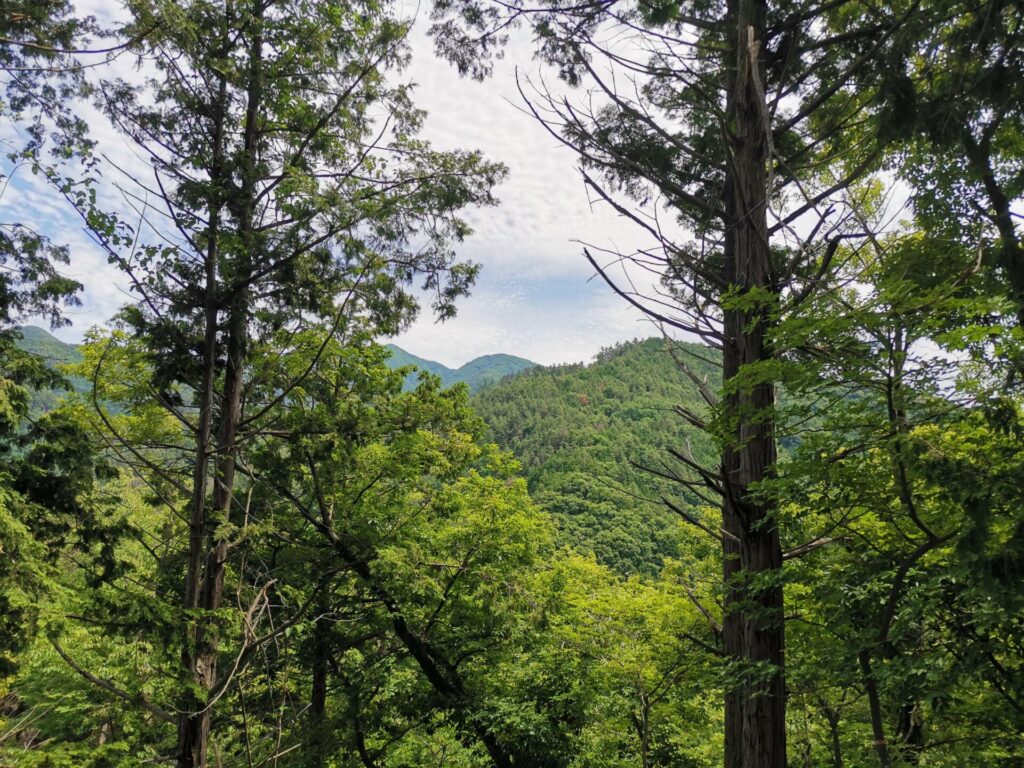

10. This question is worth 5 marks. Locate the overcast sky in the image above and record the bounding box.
[387,22,664,366]
[3,8,664,367]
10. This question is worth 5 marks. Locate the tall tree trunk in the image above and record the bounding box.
[176,58,229,768]
[859,650,893,768]
[176,267,219,768]
[177,310,247,767]
[722,1,786,766]
[309,597,331,767]
[177,4,263,762]
[722,224,746,768]
[721,4,744,766]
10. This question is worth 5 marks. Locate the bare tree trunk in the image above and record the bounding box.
[859,650,893,768]
[722,1,786,766]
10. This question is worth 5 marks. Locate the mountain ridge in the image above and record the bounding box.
[13,326,537,395]
[384,343,537,392]
[16,324,708,575]
[471,336,717,575]
[14,325,83,365]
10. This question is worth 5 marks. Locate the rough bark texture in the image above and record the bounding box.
[722,193,746,768]
[175,60,228,768]
[177,313,247,767]
[721,1,786,766]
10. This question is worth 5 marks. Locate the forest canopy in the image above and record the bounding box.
[1,1,1022,767]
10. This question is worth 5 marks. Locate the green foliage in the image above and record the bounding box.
[484,554,721,768]
[386,344,538,392]
[763,231,1024,766]
[4,2,1024,767]
[473,338,717,576]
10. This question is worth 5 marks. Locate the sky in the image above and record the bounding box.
[2,7,664,368]
[385,25,663,366]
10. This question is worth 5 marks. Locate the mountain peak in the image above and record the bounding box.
[385,345,537,392]
[13,328,537,394]
[13,325,81,363]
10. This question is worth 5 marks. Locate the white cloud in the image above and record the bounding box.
[10,11,665,364]
[390,268,659,367]
[404,26,651,278]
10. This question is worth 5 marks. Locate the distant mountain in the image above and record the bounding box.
[16,326,710,575]
[385,344,537,393]
[15,325,82,366]
[13,326,88,412]
[14,327,536,398]
[471,337,718,576]
[384,344,451,381]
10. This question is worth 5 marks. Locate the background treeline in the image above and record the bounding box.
[1,0,1022,768]
[473,338,719,576]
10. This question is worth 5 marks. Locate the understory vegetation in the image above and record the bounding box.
[1,0,1022,767]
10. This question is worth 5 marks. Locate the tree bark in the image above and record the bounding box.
[176,50,228,768]
[721,1,786,766]
[177,2,263,763]
[859,650,893,768]
[177,310,247,767]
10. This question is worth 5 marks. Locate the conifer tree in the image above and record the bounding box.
[429,1,945,764]
[53,1,503,764]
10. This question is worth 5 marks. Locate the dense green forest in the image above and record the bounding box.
[11,326,535,404]
[473,338,718,575]
[2,1,1023,768]
[386,346,537,393]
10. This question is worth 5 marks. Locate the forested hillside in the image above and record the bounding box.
[12,327,80,365]
[473,338,717,575]
[3,1,1024,768]
[12,327,86,411]
[13,327,533,398]
[385,344,536,392]
[15,323,703,574]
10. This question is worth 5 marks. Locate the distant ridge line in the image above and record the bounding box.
[13,326,537,395]
[385,343,537,393]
